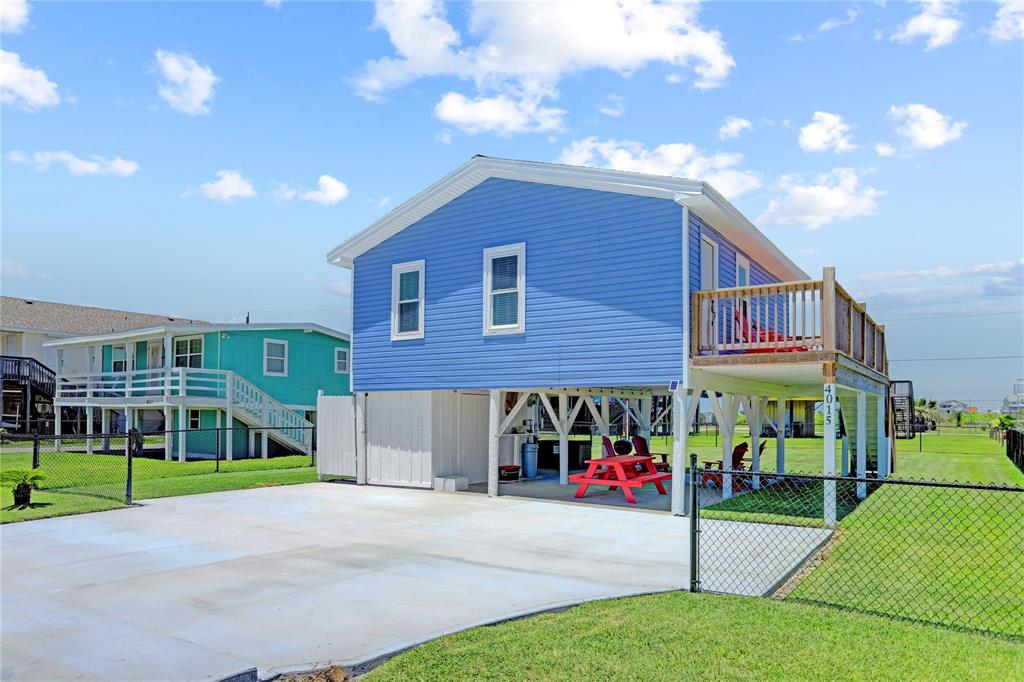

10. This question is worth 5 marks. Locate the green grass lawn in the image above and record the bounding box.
[0,447,317,523]
[368,592,1024,681]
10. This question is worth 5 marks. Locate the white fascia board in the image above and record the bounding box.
[326,155,808,284]
[45,323,350,348]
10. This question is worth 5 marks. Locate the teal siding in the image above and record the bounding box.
[216,329,349,406]
[101,345,112,373]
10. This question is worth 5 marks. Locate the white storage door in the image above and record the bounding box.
[316,395,357,479]
[366,391,433,488]
[458,392,489,484]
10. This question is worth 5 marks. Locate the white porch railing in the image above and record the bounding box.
[55,367,312,454]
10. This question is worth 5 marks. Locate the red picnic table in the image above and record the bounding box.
[568,455,672,504]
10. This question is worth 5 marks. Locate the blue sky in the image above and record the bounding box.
[1,0,1022,406]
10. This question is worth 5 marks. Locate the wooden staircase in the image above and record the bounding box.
[1,355,57,432]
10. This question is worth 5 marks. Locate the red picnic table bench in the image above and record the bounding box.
[568,455,672,504]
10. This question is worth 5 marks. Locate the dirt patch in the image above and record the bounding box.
[274,666,350,682]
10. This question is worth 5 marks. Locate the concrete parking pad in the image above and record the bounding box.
[2,483,829,681]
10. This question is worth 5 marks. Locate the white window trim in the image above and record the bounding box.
[735,253,750,288]
[263,338,289,377]
[334,347,349,374]
[391,260,425,341]
[188,409,202,430]
[173,335,204,369]
[483,242,526,336]
[111,343,127,373]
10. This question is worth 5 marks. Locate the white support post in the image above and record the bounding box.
[708,393,739,499]
[261,394,270,459]
[823,381,838,527]
[600,396,611,437]
[638,397,652,442]
[248,429,256,458]
[355,392,367,485]
[558,392,569,485]
[215,410,222,458]
[487,389,501,497]
[856,390,867,499]
[53,401,62,450]
[670,388,687,516]
[86,406,94,454]
[178,404,187,463]
[841,434,850,477]
[124,408,133,456]
[163,406,172,460]
[225,371,234,461]
[102,408,111,451]
[876,393,888,478]
[775,396,785,473]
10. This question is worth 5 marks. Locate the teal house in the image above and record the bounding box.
[47,323,350,459]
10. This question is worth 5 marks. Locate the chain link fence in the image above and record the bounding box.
[1007,428,1023,474]
[687,457,1024,639]
[1,426,316,508]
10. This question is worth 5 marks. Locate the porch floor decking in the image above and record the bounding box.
[468,468,726,512]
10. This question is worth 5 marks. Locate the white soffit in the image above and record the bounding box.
[327,156,809,282]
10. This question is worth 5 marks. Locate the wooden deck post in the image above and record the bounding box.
[558,392,569,485]
[822,267,837,352]
[823,363,837,527]
[775,397,786,473]
[600,396,611,437]
[856,390,867,499]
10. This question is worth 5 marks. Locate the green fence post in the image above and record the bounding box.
[689,452,701,593]
[32,435,40,469]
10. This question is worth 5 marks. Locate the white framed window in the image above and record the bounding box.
[391,260,425,340]
[174,336,203,368]
[188,409,201,430]
[111,344,127,372]
[264,339,288,376]
[735,253,750,288]
[483,243,526,335]
[334,347,349,374]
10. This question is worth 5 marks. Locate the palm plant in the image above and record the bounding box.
[2,469,47,507]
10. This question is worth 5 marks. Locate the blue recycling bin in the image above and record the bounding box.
[521,442,538,478]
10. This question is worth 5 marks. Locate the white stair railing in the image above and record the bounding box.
[229,373,313,454]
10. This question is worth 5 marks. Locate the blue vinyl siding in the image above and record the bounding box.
[687,212,777,292]
[353,178,685,390]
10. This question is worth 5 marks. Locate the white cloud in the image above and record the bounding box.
[596,93,625,118]
[155,49,219,115]
[271,182,297,202]
[0,0,29,33]
[357,0,735,135]
[300,175,349,205]
[718,115,752,139]
[435,128,453,144]
[0,49,59,110]
[820,7,860,32]
[857,259,1024,306]
[757,168,883,229]
[990,0,1024,41]
[1,257,30,279]
[196,170,256,201]
[264,0,282,9]
[892,0,962,50]
[889,103,966,149]
[378,196,391,208]
[435,90,565,135]
[874,143,895,157]
[798,111,857,152]
[558,137,761,199]
[7,149,139,176]
[857,259,1024,281]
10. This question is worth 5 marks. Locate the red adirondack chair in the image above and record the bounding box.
[630,435,670,472]
[734,309,810,353]
[700,442,750,490]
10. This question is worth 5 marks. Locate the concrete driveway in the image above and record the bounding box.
[1,483,826,681]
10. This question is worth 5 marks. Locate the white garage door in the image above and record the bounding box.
[366,391,433,488]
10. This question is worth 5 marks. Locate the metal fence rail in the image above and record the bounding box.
[1,426,316,507]
[1007,428,1023,474]
[690,457,1024,639]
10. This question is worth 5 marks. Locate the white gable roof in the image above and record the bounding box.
[326,156,809,282]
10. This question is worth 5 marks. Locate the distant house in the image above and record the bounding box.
[1,296,203,433]
[938,400,969,414]
[1003,394,1024,415]
[47,323,350,458]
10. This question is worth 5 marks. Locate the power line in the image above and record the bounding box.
[890,355,1024,362]
[883,310,1023,322]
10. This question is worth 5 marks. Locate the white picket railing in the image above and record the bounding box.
[55,367,313,454]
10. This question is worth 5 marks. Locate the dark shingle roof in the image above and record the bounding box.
[0,297,205,335]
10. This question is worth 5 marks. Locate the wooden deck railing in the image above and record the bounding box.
[691,267,887,375]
